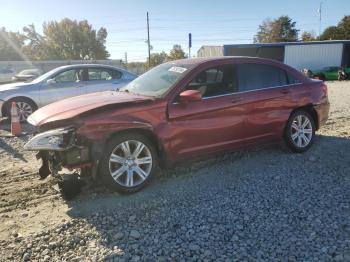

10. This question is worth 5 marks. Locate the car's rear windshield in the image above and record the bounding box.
[120,63,195,97]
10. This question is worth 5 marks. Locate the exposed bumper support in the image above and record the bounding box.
[0,99,4,118]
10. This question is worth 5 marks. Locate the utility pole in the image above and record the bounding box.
[318,2,323,37]
[147,12,151,67]
[188,33,192,59]
[124,52,128,69]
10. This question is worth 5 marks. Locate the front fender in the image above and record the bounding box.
[76,120,154,141]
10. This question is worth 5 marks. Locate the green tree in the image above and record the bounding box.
[320,16,350,40]
[21,18,109,60]
[320,26,342,40]
[0,27,25,60]
[254,16,299,43]
[22,24,46,60]
[41,18,109,60]
[168,44,186,60]
[301,31,318,41]
[149,51,168,67]
[338,15,350,39]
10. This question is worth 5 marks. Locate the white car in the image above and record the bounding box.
[0,64,137,121]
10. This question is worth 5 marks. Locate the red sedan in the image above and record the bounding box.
[25,57,330,193]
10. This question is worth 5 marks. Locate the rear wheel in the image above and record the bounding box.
[284,110,315,153]
[99,133,158,194]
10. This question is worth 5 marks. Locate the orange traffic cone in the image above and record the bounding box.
[11,102,22,136]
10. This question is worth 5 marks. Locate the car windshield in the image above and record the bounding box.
[120,63,194,97]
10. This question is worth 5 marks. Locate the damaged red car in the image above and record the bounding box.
[25,57,330,193]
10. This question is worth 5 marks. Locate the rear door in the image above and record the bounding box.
[235,63,296,142]
[39,68,85,106]
[167,64,248,160]
[85,67,124,93]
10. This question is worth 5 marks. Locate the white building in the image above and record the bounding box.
[197,46,223,58]
[197,40,350,71]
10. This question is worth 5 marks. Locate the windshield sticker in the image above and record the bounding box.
[168,66,188,74]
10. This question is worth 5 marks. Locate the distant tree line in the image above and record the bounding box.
[255,15,350,43]
[147,44,186,67]
[0,18,109,61]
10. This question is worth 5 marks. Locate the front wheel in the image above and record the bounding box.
[284,110,315,153]
[6,98,36,122]
[99,133,158,194]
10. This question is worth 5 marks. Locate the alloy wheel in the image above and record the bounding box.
[290,115,313,148]
[16,102,33,121]
[109,140,153,188]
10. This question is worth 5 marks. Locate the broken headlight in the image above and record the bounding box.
[24,126,75,151]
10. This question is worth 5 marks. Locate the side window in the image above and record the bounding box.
[237,64,288,92]
[112,70,122,79]
[54,69,82,83]
[87,68,121,81]
[186,65,237,98]
[287,73,301,84]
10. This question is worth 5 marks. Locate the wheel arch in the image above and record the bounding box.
[289,104,319,130]
[105,128,168,167]
[2,96,38,117]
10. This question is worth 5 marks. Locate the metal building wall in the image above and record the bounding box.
[284,43,343,71]
[197,46,223,57]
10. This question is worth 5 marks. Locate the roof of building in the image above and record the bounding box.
[224,40,350,49]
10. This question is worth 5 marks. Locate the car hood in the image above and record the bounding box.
[28,91,153,126]
[0,82,33,91]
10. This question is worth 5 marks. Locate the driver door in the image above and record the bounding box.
[39,68,85,106]
[167,64,247,160]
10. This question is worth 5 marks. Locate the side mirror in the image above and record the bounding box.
[46,79,56,85]
[179,90,202,103]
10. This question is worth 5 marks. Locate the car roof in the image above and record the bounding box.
[55,64,134,74]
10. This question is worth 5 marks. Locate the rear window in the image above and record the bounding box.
[87,68,122,81]
[237,64,288,92]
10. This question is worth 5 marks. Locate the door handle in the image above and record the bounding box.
[231,97,243,103]
[280,88,289,94]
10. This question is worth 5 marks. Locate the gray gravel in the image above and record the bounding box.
[0,81,350,261]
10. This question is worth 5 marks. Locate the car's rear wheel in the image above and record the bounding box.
[6,98,36,122]
[100,133,158,194]
[284,110,315,153]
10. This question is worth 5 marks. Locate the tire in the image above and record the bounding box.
[284,110,315,153]
[99,133,158,194]
[6,98,37,122]
[319,74,326,81]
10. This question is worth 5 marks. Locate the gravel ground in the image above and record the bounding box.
[0,81,349,261]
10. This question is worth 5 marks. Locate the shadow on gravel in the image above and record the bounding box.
[0,137,27,162]
[20,134,348,260]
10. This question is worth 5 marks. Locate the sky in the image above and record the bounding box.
[0,0,349,62]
